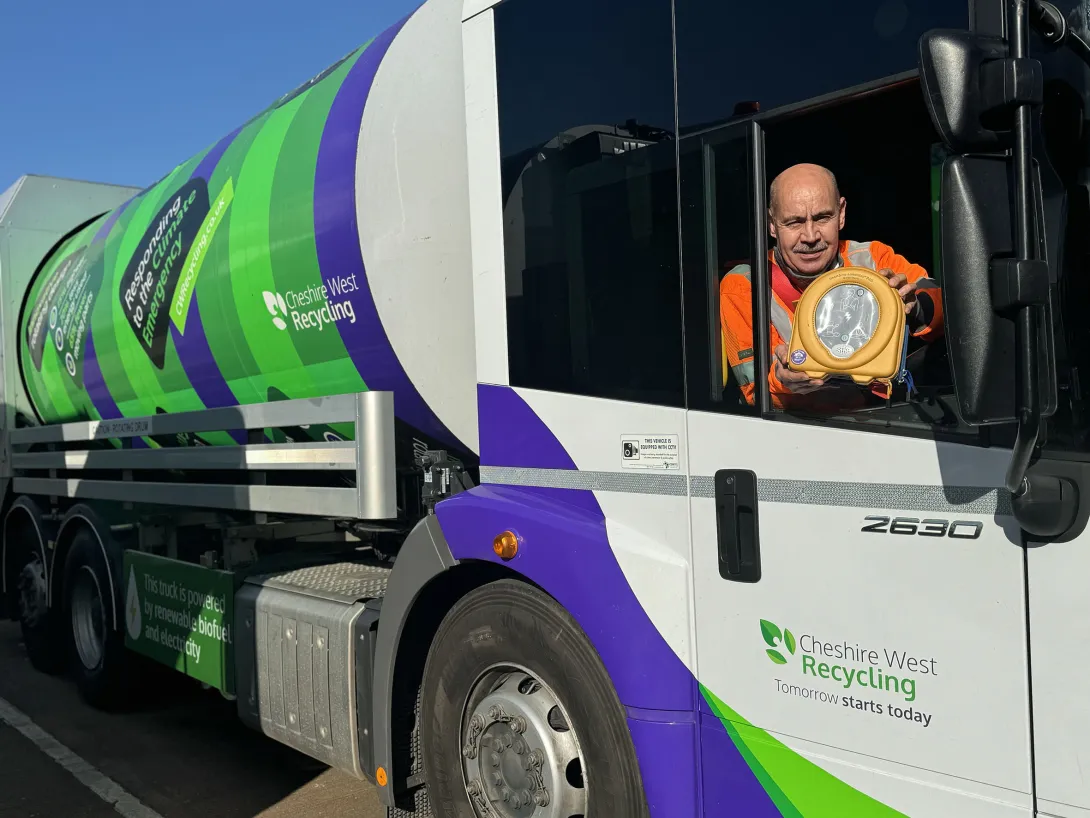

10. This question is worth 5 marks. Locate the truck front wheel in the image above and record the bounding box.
[420,579,650,818]
[63,527,129,709]
[14,543,63,674]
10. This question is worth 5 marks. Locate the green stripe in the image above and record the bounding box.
[269,51,359,374]
[196,115,269,401]
[701,686,907,817]
[227,94,317,400]
[172,177,235,334]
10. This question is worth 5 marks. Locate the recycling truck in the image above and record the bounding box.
[5,0,1090,815]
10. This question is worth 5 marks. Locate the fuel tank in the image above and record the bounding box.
[18,0,477,455]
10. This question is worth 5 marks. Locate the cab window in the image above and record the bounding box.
[495,0,683,407]
[677,0,977,439]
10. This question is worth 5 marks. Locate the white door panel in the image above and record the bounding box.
[1039,805,1090,818]
[688,410,1033,816]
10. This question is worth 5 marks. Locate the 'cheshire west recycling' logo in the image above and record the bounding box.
[761,619,796,665]
[263,291,289,331]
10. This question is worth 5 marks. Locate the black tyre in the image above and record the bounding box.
[13,536,64,674]
[420,579,650,818]
[62,527,130,710]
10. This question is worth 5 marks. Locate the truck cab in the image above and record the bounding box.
[453,0,1090,814]
[4,0,1090,816]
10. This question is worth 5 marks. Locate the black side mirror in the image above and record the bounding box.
[920,17,1076,538]
[939,154,1058,424]
[919,30,1013,153]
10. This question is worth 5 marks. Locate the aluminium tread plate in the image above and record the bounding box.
[245,561,391,605]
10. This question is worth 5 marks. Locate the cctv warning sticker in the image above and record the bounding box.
[620,434,681,470]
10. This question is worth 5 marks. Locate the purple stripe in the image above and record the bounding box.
[79,201,134,421]
[435,385,781,817]
[479,384,578,471]
[168,126,248,443]
[701,714,782,816]
[628,718,701,817]
[82,331,121,420]
[171,302,247,444]
[312,16,463,452]
[193,125,243,182]
[92,196,134,243]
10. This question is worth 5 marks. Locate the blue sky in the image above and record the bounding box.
[0,0,421,193]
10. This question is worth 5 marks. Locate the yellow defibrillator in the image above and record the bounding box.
[785,266,911,400]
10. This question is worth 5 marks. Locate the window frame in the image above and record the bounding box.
[678,73,999,448]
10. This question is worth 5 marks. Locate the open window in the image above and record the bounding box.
[675,0,976,437]
[683,91,995,439]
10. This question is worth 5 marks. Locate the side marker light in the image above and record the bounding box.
[493,530,520,560]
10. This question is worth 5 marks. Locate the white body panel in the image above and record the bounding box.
[462,8,510,387]
[1029,529,1090,818]
[359,0,479,451]
[518,388,696,670]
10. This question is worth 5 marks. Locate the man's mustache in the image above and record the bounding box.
[792,240,829,254]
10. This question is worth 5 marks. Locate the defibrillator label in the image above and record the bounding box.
[620,434,680,470]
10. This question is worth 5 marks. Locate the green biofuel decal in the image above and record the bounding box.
[17,28,403,447]
[700,618,943,815]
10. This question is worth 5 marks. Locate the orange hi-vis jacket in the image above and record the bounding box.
[720,239,945,412]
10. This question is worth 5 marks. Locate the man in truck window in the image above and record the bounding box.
[720,162,945,412]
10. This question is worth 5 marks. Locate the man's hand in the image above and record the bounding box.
[773,345,827,394]
[878,267,918,316]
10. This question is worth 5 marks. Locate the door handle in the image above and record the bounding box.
[715,469,761,582]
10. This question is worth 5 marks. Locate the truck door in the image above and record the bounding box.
[673,2,1034,807]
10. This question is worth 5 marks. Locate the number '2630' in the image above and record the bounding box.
[861,516,984,539]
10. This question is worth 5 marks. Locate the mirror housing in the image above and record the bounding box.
[939,155,1057,424]
[919,30,1010,152]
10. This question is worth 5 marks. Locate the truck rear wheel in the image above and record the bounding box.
[419,579,650,818]
[63,527,130,709]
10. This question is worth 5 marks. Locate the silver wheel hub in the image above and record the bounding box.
[70,566,105,671]
[461,669,587,818]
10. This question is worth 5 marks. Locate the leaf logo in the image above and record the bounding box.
[263,291,289,331]
[760,618,796,665]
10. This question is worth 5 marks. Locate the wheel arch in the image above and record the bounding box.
[371,514,549,809]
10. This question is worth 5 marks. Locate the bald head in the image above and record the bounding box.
[768,163,846,278]
[769,163,840,218]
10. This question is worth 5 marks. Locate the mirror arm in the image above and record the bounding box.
[1005,0,1042,497]
[1032,0,1090,68]
[1005,0,1082,539]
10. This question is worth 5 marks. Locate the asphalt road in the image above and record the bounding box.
[0,621,386,818]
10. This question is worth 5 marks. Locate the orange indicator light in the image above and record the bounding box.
[493,530,520,560]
